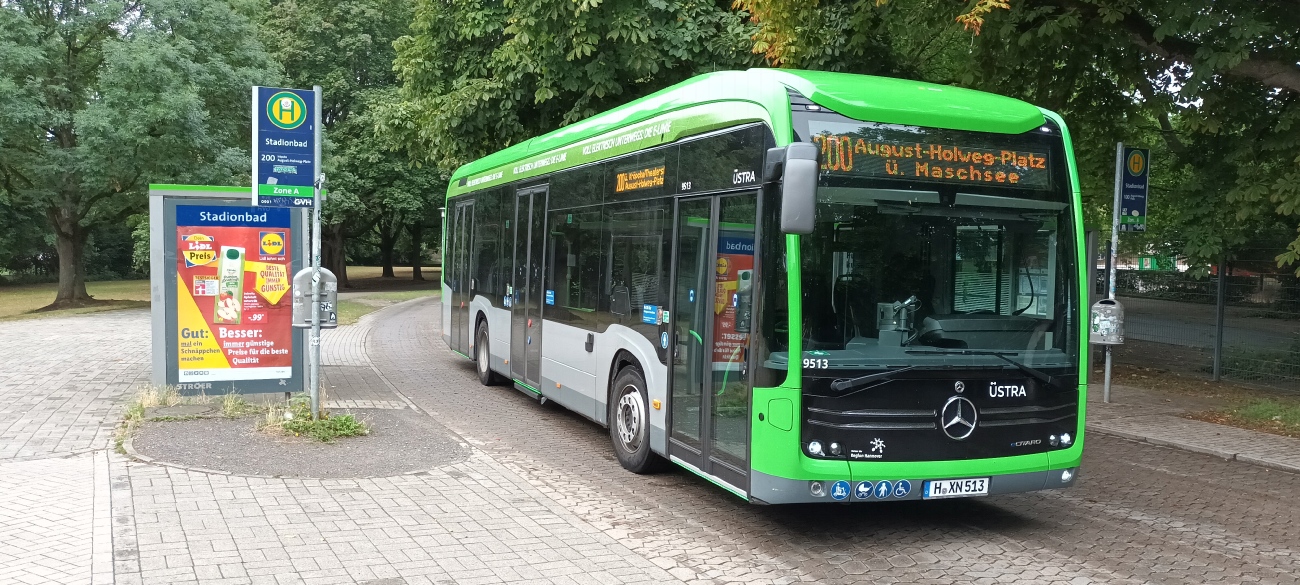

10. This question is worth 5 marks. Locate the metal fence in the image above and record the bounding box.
[1102,250,1300,391]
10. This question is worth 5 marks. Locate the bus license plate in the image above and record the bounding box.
[923,477,989,499]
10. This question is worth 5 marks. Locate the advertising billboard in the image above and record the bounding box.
[150,186,304,394]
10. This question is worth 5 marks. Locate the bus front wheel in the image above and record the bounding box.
[475,320,501,386]
[609,366,665,474]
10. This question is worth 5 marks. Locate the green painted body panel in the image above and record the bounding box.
[446,69,1052,200]
[448,101,772,196]
[1044,107,1088,471]
[150,184,250,194]
[767,69,1046,135]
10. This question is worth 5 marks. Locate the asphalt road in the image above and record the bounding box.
[1120,295,1296,350]
[375,298,1300,584]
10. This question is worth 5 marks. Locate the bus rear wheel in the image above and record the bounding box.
[609,366,665,474]
[475,320,501,386]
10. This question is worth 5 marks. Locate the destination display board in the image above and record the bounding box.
[808,121,1051,189]
[614,164,667,193]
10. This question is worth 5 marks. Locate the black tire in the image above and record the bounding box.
[475,320,501,386]
[608,365,666,474]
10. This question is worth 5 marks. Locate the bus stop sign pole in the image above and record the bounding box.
[1104,142,1123,404]
[309,85,323,420]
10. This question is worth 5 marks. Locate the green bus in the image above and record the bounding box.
[442,69,1085,503]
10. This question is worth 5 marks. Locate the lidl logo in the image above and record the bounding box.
[182,234,217,267]
[716,256,730,276]
[266,91,307,130]
[1126,150,1147,176]
[259,231,285,257]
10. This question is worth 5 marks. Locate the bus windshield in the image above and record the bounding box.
[771,112,1081,376]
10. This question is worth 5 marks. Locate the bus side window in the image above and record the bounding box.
[545,208,601,330]
[605,203,668,340]
[473,188,501,298]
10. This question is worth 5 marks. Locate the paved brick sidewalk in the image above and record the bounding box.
[116,298,688,584]
[0,310,150,460]
[1086,383,1300,473]
[0,310,149,585]
[0,451,114,584]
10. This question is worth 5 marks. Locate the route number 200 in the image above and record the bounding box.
[802,358,829,369]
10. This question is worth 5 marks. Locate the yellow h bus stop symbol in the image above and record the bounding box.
[266,92,306,130]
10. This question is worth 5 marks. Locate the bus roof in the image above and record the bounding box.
[448,69,1047,186]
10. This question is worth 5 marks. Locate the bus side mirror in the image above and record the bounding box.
[780,142,818,234]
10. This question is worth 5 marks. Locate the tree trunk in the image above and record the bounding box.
[321,222,350,289]
[51,214,91,306]
[379,221,398,278]
[409,222,424,281]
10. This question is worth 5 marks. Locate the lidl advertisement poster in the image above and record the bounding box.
[712,233,754,370]
[175,205,293,382]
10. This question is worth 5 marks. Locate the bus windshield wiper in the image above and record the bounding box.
[905,349,1064,389]
[828,365,916,394]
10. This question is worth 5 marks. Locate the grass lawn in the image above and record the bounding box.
[1187,397,1300,439]
[0,265,443,322]
[346,265,441,286]
[0,280,150,320]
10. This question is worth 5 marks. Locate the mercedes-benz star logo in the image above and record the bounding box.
[941,396,978,440]
[954,381,965,393]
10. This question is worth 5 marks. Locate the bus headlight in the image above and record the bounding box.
[1060,433,1073,447]
[829,442,842,456]
[1049,434,1059,447]
[808,441,824,456]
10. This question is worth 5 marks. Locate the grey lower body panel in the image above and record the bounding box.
[490,352,508,378]
[749,467,1079,505]
[539,375,597,423]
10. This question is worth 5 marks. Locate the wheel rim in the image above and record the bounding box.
[616,385,645,452]
[477,334,488,374]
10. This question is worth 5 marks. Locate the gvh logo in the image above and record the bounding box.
[988,381,1027,398]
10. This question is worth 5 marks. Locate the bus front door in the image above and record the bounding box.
[668,192,756,493]
[510,186,548,389]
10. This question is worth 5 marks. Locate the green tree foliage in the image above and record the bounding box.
[0,0,277,304]
[262,0,442,283]
[736,0,1300,272]
[381,0,760,173]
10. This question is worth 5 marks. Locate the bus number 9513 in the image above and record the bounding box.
[803,358,829,369]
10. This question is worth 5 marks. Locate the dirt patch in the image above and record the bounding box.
[132,408,470,478]
[1101,363,1300,441]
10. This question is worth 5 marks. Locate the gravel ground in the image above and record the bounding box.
[132,408,470,478]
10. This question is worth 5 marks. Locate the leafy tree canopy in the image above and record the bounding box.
[380,0,760,174]
[736,0,1300,272]
[262,0,443,281]
[0,0,278,303]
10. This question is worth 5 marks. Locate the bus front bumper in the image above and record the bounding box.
[748,466,1079,505]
